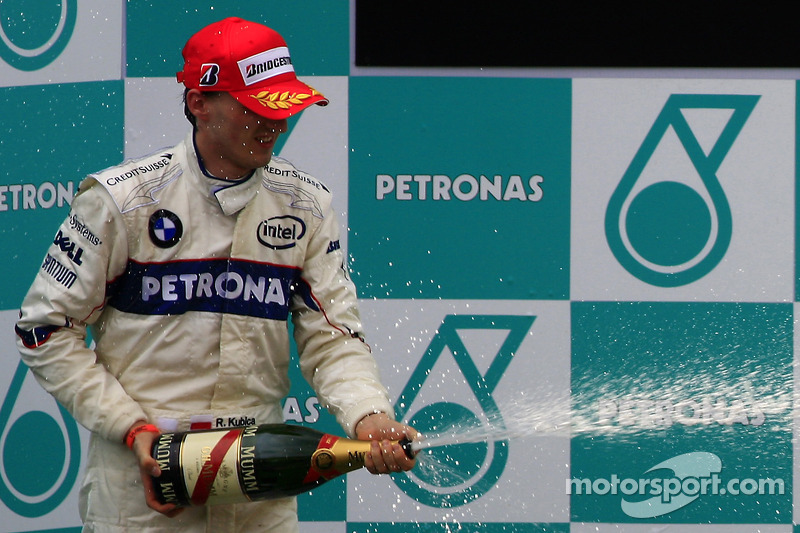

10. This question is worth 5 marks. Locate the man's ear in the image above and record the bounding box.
[185,89,211,122]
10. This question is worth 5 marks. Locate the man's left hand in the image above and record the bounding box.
[355,412,418,475]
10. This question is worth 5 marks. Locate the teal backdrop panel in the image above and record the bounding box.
[0,0,77,72]
[570,301,793,524]
[349,77,571,300]
[0,81,124,310]
[284,324,348,522]
[126,1,349,77]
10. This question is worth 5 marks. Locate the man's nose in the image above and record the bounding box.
[261,119,288,133]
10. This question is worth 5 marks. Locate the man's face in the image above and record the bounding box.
[195,92,288,179]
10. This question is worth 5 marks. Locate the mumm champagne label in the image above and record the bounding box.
[152,432,190,507]
[152,429,250,507]
[181,428,246,506]
[239,425,260,497]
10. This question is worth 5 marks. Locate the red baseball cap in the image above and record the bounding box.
[177,17,328,119]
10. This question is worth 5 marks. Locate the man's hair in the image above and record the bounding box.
[183,89,224,128]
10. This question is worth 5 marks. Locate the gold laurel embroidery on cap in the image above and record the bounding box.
[249,89,321,110]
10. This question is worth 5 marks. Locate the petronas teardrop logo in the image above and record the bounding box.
[0,1,77,71]
[1,361,81,517]
[605,94,760,287]
[392,315,534,507]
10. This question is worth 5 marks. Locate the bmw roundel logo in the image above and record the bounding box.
[148,209,183,248]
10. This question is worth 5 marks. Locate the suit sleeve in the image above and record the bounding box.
[291,204,393,438]
[15,181,148,442]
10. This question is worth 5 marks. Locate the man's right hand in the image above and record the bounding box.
[127,423,184,518]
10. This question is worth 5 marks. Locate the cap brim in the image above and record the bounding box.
[232,80,328,120]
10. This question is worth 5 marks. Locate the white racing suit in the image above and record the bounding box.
[15,132,393,532]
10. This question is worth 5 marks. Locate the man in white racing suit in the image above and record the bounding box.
[15,17,416,532]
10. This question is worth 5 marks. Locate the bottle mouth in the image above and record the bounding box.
[398,437,417,459]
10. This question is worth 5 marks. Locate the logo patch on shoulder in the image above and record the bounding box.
[149,209,183,248]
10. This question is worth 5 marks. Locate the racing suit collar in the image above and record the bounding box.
[211,175,261,216]
[187,131,262,216]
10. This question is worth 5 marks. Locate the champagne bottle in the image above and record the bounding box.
[150,423,414,507]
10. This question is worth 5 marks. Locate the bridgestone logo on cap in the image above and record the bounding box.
[238,47,294,86]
